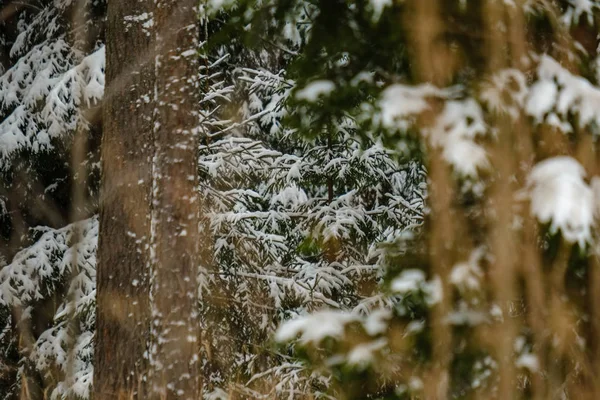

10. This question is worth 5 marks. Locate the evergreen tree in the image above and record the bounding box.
[0,1,103,397]
[4,1,600,399]
[211,1,600,399]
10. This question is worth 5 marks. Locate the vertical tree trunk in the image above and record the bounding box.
[407,2,454,398]
[94,0,155,398]
[483,4,519,399]
[148,1,201,398]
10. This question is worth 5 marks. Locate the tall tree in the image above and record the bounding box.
[148,0,202,398]
[214,1,600,399]
[0,1,104,397]
[94,0,154,398]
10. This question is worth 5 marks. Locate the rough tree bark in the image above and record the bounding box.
[148,1,201,398]
[96,1,201,398]
[94,0,155,398]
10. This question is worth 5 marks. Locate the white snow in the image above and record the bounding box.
[526,79,557,121]
[295,80,335,102]
[379,83,442,130]
[271,184,308,208]
[346,338,387,366]
[390,269,426,293]
[527,55,600,131]
[390,270,442,305]
[369,0,392,22]
[429,99,489,177]
[480,69,528,119]
[0,218,98,399]
[562,0,599,26]
[527,156,595,246]
[450,247,485,292]
[0,41,105,168]
[275,310,357,344]
[363,309,390,335]
[516,353,539,372]
[379,85,489,176]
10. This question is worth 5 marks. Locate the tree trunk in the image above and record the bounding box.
[94,0,155,398]
[148,1,201,398]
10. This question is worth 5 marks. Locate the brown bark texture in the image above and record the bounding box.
[94,0,155,398]
[148,0,201,398]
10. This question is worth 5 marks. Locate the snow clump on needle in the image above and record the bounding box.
[527,156,596,247]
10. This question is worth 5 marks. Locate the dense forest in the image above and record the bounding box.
[0,0,600,399]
